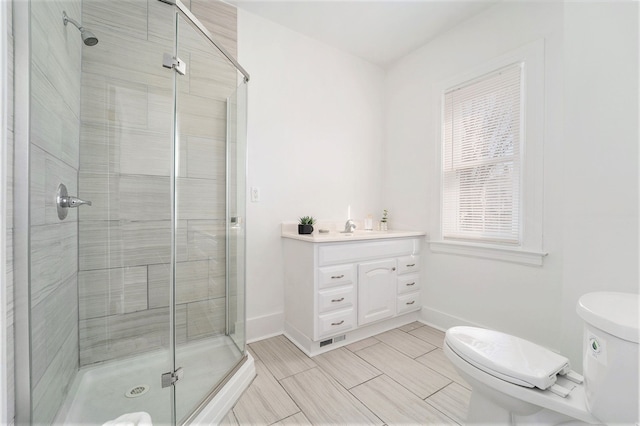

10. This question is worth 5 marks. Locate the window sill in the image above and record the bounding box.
[429,240,548,266]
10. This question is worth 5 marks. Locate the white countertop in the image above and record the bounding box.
[281,223,426,243]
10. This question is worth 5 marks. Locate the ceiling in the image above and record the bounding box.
[232,1,499,68]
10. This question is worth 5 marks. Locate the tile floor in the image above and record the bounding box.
[221,322,471,425]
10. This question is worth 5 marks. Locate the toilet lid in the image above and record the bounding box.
[445,326,570,390]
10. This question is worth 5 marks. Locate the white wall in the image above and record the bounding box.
[385,1,638,371]
[237,10,386,340]
[560,1,639,368]
[238,1,638,371]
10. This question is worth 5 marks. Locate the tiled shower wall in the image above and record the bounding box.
[77,0,238,366]
[29,0,83,423]
[5,0,15,423]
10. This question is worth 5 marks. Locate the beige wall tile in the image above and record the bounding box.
[177,177,225,220]
[79,307,171,366]
[31,222,77,307]
[78,266,148,320]
[185,136,225,180]
[149,260,211,308]
[76,0,239,368]
[83,0,148,41]
[186,297,226,340]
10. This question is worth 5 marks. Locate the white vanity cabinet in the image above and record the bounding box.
[358,259,397,325]
[282,232,424,356]
[396,255,421,315]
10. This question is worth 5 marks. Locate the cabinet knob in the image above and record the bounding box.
[331,297,345,303]
[391,267,396,271]
[406,263,416,267]
[406,282,415,286]
[331,274,345,279]
[406,301,415,305]
[331,320,345,326]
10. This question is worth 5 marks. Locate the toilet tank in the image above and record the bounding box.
[576,292,639,424]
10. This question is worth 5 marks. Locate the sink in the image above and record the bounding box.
[331,230,386,237]
[281,223,425,242]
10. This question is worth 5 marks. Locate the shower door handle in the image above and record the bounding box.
[57,183,92,220]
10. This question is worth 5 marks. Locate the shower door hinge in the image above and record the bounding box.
[161,367,184,388]
[163,53,186,75]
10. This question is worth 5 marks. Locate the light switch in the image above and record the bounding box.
[250,186,260,202]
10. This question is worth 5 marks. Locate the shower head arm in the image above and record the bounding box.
[62,11,84,31]
[62,11,98,46]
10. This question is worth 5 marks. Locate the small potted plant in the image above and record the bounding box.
[380,209,388,231]
[298,216,316,235]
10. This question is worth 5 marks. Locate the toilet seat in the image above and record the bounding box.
[446,326,571,391]
[444,340,601,424]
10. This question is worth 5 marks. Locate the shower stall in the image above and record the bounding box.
[14,0,252,423]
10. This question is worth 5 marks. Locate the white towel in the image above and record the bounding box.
[102,412,152,426]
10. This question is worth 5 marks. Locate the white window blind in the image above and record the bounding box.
[442,63,523,244]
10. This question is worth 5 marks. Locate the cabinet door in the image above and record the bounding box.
[358,259,397,325]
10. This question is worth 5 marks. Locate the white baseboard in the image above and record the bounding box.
[246,311,284,343]
[419,306,484,331]
[285,311,420,357]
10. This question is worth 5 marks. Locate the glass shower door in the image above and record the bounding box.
[172,11,246,422]
[227,80,248,355]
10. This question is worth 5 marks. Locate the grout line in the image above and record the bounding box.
[424,391,465,426]
[248,327,469,425]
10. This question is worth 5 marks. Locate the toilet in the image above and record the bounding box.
[444,292,639,425]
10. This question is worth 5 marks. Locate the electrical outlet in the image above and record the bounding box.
[250,186,260,202]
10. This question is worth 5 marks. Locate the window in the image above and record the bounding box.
[432,41,546,265]
[442,63,523,244]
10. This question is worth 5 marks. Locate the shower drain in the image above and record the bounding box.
[125,384,150,398]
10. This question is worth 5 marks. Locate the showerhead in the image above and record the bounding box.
[80,29,99,46]
[63,11,99,46]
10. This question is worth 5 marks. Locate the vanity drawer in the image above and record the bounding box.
[397,292,420,314]
[318,285,355,313]
[317,309,355,338]
[397,274,420,295]
[397,255,420,274]
[318,265,355,289]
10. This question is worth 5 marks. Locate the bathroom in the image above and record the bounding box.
[1,0,638,424]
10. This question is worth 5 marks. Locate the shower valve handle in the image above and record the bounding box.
[57,183,92,220]
[62,196,92,208]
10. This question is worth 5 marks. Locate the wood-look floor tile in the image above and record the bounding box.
[273,411,312,425]
[314,347,381,389]
[416,348,470,389]
[351,374,459,425]
[219,408,239,425]
[426,382,471,424]
[409,325,446,347]
[398,320,424,332]
[249,335,316,380]
[232,359,300,425]
[375,328,437,358]
[345,336,379,352]
[281,368,383,425]
[355,342,451,399]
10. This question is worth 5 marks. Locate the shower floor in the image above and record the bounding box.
[58,336,243,425]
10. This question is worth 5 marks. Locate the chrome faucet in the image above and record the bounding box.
[342,219,356,233]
